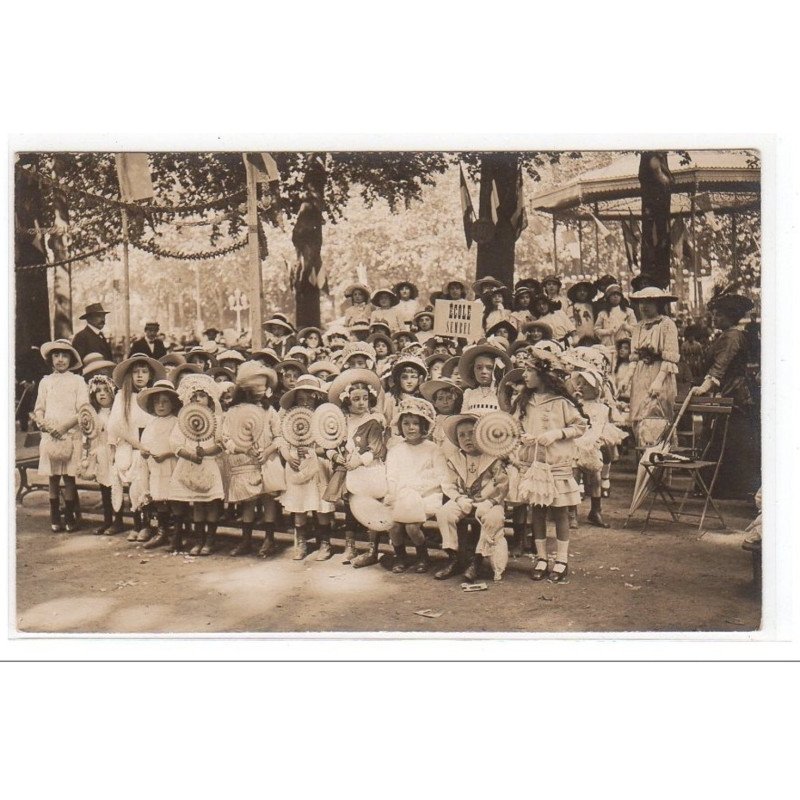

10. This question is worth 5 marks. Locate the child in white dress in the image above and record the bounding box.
[86,375,116,535]
[33,340,90,532]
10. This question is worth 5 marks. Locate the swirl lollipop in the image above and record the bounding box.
[474,411,521,458]
[178,403,217,442]
[281,406,315,447]
[225,404,265,451]
[311,403,347,449]
[77,404,98,440]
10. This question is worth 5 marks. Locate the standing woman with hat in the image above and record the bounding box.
[107,355,166,540]
[627,287,681,447]
[394,281,420,329]
[33,340,90,532]
[72,303,114,363]
[694,290,760,499]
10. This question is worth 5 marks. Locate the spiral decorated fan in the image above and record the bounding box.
[77,404,98,439]
[311,403,347,449]
[178,402,217,442]
[474,411,521,458]
[281,406,315,447]
[225,404,265,451]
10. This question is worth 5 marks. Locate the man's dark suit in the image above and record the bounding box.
[72,325,114,362]
[129,337,167,360]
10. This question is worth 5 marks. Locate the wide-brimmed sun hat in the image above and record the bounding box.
[112,354,166,388]
[81,352,115,377]
[296,326,323,342]
[458,343,511,388]
[629,286,678,302]
[308,360,341,379]
[40,339,83,370]
[391,354,429,383]
[250,347,281,366]
[523,320,554,340]
[236,360,278,389]
[137,379,181,412]
[371,288,399,307]
[279,374,328,409]
[340,341,377,368]
[168,363,203,385]
[486,317,519,342]
[497,368,525,412]
[420,376,463,404]
[327,368,383,407]
[472,277,505,297]
[216,349,246,364]
[159,352,186,369]
[567,281,597,303]
[262,316,295,334]
[344,282,371,299]
[367,332,394,353]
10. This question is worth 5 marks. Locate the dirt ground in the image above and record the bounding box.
[14,466,761,634]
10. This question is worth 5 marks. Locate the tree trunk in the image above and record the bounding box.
[15,166,53,377]
[292,155,326,328]
[49,156,73,338]
[476,152,519,288]
[638,151,673,289]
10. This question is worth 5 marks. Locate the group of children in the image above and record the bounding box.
[31,273,636,585]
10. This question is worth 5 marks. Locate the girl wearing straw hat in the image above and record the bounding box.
[370,288,402,332]
[222,361,284,557]
[594,284,637,354]
[326,368,388,565]
[342,283,372,328]
[383,354,428,445]
[458,343,512,416]
[86,375,117,535]
[137,380,182,549]
[107,355,166,541]
[509,348,588,583]
[33,340,90,532]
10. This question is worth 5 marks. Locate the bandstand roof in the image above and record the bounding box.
[530,150,760,220]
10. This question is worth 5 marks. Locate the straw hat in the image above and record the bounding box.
[514,278,542,294]
[236,360,278,389]
[296,326,323,343]
[457,343,511,388]
[216,349,246,364]
[168,363,203,386]
[276,358,306,375]
[185,345,213,361]
[279,374,328,410]
[391,353,429,384]
[112,354,166,388]
[81,351,115,377]
[340,341,377,368]
[262,315,294,335]
[369,321,392,337]
[413,309,435,326]
[308,360,341,380]
[440,356,461,379]
[486,317,519,342]
[322,323,351,343]
[629,286,678,302]
[327,368,383,407]
[393,396,436,429]
[250,347,280,366]
[371,288,399,307]
[344,282,371,299]
[472,277,505,298]
[367,332,394,353]
[40,339,83,370]
[420,376,463,404]
[136,379,180,413]
[206,366,235,381]
[603,283,625,299]
[523,320,554,340]
[541,274,563,290]
[497,368,525,412]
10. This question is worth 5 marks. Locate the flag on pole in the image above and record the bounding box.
[510,167,528,240]
[459,165,475,249]
[589,212,615,245]
[490,179,501,225]
[115,153,154,202]
[243,152,281,184]
[621,214,640,269]
[670,218,686,260]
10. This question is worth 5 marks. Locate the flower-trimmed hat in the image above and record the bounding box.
[420,376,463,405]
[322,323,351,343]
[41,339,83,370]
[87,373,116,399]
[112,354,166,388]
[393,396,436,430]
[279,374,328,410]
[516,345,568,376]
[137,378,181,413]
[458,343,512,388]
[344,282,371,300]
[541,273,563,290]
[706,286,754,321]
[177,372,222,406]
[629,286,678,302]
[82,351,116,377]
[367,332,394,354]
[327,368,383,408]
[567,281,597,303]
[371,287,399,307]
[393,281,419,299]
[391,353,429,384]
[340,340,377,369]
[236,360,278,389]
[185,345,213,361]
[296,326,323,343]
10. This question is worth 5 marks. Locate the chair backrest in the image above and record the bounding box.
[685,396,733,461]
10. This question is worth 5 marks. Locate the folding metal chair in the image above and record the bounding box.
[636,396,733,532]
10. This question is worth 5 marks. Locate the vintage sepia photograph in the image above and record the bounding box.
[12,149,762,634]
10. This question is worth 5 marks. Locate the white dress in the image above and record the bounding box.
[107,391,153,511]
[140,416,179,501]
[168,424,225,503]
[87,406,112,487]
[396,298,420,328]
[461,386,501,415]
[34,371,89,476]
[385,439,446,522]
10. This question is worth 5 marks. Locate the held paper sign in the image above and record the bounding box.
[433,300,484,342]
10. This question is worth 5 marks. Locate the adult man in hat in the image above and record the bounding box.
[72,302,114,363]
[129,322,167,359]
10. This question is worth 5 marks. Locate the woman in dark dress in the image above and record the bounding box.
[694,292,760,500]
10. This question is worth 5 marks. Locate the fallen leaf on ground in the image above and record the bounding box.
[624,583,642,590]
[539,595,553,602]
[414,609,444,619]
